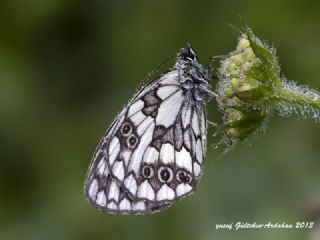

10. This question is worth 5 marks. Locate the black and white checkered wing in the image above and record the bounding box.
[84,46,211,214]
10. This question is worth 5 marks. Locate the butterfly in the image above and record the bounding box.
[84,45,213,214]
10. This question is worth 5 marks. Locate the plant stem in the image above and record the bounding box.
[277,87,320,110]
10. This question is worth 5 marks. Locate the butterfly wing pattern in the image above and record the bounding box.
[84,46,212,214]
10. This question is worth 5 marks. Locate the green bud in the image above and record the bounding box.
[216,28,320,146]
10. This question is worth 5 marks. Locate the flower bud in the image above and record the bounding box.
[216,29,320,147]
[217,29,281,144]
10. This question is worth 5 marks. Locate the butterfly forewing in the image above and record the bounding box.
[84,46,211,214]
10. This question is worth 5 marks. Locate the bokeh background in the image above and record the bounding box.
[1,0,320,239]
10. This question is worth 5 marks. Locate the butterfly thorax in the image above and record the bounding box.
[175,46,212,102]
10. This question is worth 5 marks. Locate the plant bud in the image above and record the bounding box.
[217,29,281,144]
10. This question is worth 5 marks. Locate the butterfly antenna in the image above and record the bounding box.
[136,52,176,93]
[143,53,176,83]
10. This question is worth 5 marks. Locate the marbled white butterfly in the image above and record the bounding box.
[84,45,212,214]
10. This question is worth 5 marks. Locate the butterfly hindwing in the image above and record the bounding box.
[86,147,172,214]
[84,45,212,214]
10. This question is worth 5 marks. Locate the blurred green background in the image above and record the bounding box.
[1,0,320,239]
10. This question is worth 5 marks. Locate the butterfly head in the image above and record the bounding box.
[179,44,199,63]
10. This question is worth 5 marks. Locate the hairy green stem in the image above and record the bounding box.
[278,88,320,110]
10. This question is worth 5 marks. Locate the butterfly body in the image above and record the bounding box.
[84,46,211,214]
